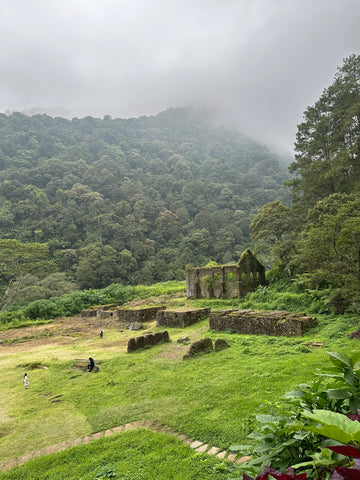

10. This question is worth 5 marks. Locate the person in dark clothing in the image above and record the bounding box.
[100,329,103,339]
[87,357,95,372]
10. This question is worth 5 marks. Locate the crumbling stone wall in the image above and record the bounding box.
[209,309,318,337]
[156,308,211,328]
[81,304,117,318]
[127,331,170,352]
[118,306,166,323]
[183,337,229,359]
[186,249,266,300]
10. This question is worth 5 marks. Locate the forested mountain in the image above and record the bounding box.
[0,107,289,297]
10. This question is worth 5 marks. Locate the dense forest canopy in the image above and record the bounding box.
[0,107,290,303]
[251,54,360,313]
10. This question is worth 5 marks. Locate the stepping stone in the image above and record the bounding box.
[150,421,165,432]
[207,446,220,455]
[104,429,113,437]
[195,444,209,453]
[57,442,69,451]
[68,438,82,447]
[190,440,203,449]
[132,420,144,428]
[124,423,135,431]
[142,419,153,427]
[42,445,58,455]
[227,453,237,461]
[32,450,43,458]
[16,453,33,465]
[216,450,227,459]
[3,459,16,471]
[164,427,174,434]
[112,425,124,433]
[92,431,103,440]
[236,455,251,464]
[82,435,91,444]
[177,434,188,441]
[183,438,193,444]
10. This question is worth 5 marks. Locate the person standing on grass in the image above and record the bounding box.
[23,373,30,389]
[100,329,103,339]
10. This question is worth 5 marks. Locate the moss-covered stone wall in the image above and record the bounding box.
[117,306,166,323]
[209,309,318,336]
[186,249,266,299]
[156,307,211,328]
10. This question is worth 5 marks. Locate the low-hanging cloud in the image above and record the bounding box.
[1,0,360,152]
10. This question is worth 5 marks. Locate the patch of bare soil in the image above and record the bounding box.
[154,343,188,361]
[0,315,123,350]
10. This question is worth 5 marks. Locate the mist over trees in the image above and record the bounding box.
[0,107,290,304]
[251,54,360,312]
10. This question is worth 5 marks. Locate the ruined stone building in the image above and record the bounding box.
[186,248,266,299]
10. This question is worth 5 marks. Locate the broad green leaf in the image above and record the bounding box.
[327,351,353,369]
[326,389,352,399]
[229,444,252,452]
[349,397,360,413]
[284,390,306,399]
[303,409,360,443]
[344,369,360,387]
[256,414,277,424]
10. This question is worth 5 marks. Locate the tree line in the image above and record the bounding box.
[251,54,360,312]
[0,107,289,305]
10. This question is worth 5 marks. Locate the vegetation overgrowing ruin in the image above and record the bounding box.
[186,249,266,300]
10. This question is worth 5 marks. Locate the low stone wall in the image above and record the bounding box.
[80,309,97,318]
[118,306,166,323]
[156,308,211,328]
[183,337,229,359]
[127,331,170,352]
[209,309,318,337]
[99,310,119,319]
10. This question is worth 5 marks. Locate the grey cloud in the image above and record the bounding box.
[1,0,360,152]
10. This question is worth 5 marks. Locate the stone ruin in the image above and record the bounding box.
[81,304,117,318]
[183,337,229,359]
[209,309,318,337]
[81,305,165,323]
[186,249,266,300]
[127,331,170,352]
[118,306,165,323]
[156,307,210,328]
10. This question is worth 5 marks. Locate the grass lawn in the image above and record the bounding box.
[0,296,359,477]
[0,428,237,479]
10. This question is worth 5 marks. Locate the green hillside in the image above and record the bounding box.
[0,107,289,299]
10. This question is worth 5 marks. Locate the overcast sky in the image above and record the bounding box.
[1,0,359,153]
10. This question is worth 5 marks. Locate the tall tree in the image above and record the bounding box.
[288,54,360,211]
[295,193,360,311]
[0,239,56,309]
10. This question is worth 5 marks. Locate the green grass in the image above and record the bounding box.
[0,429,236,479]
[1,289,360,477]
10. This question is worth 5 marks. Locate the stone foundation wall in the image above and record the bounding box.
[118,306,166,323]
[209,309,318,336]
[156,308,211,328]
[81,309,98,318]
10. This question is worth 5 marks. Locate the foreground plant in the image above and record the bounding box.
[233,352,360,479]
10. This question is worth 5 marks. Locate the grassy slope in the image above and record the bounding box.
[0,295,359,478]
[0,429,234,480]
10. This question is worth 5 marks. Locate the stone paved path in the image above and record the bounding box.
[0,419,251,472]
